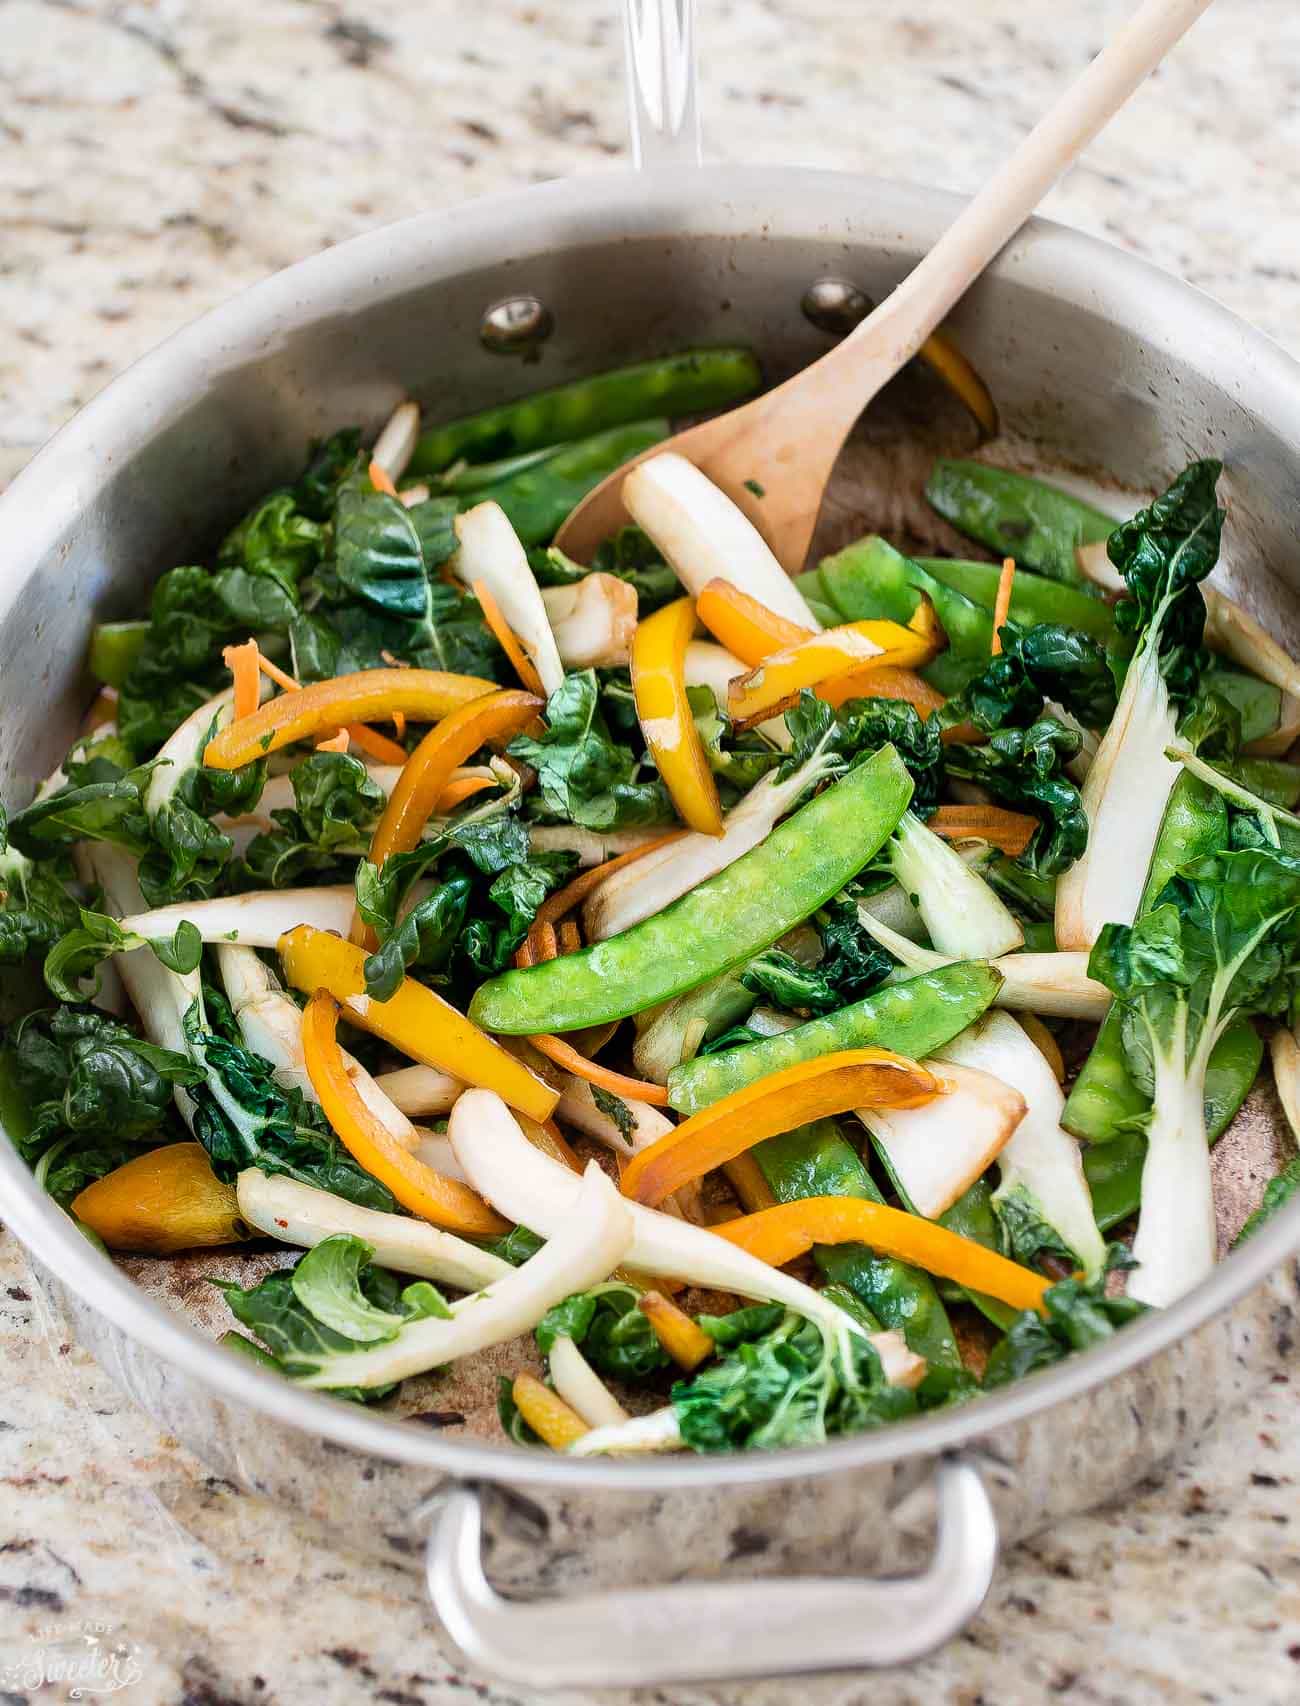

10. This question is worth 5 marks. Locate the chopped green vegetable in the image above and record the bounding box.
[925,461,1116,584]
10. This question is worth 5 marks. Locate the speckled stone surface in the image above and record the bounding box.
[3,0,1300,1699]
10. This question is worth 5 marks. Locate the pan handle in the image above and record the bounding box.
[424,1458,997,1688]
[623,0,703,168]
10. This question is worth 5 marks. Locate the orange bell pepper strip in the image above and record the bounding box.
[712,1196,1049,1316]
[620,1049,939,1208]
[818,663,947,717]
[435,774,497,812]
[351,688,542,946]
[250,650,412,764]
[695,579,813,666]
[203,668,497,769]
[302,991,509,1236]
[927,804,1038,857]
[280,924,558,1124]
[631,597,724,836]
[727,616,942,730]
[511,1372,589,1449]
[637,1290,715,1371]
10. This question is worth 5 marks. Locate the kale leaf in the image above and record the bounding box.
[510,670,673,830]
[983,1251,1146,1387]
[944,716,1089,876]
[535,1283,670,1380]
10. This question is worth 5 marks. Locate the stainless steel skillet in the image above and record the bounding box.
[2,6,1300,1691]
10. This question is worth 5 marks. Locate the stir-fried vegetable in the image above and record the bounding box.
[9,359,1299,1459]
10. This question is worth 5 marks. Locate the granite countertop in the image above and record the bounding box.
[2,0,1300,1700]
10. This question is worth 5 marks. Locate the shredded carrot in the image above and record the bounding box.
[928,803,1038,856]
[558,920,582,956]
[526,1032,672,1107]
[223,640,262,722]
[315,728,351,754]
[254,651,411,765]
[534,832,686,934]
[472,578,545,696]
[436,775,497,811]
[991,557,1016,656]
[530,921,559,964]
[369,457,399,498]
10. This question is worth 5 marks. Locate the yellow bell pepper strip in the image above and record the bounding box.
[471,578,546,697]
[223,640,262,721]
[517,1113,584,1173]
[620,1048,939,1208]
[280,924,559,1124]
[637,1290,715,1371]
[721,1153,778,1213]
[511,1372,590,1449]
[696,578,812,666]
[203,667,497,769]
[631,597,724,836]
[711,1196,1049,1316]
[302,990,510,1236]
[726,615,943,731]
[927,804,1038,857]
[249,649,417,766]
[916,327,1000,440]
[351,687,542,946]
[991,557,1016,656]
[72,1143,245,1255]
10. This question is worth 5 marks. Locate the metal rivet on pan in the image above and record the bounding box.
[801,277,874,336]
[479,295,554,354]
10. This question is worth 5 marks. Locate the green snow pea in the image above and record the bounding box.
[409,349,762,474]
[914,558,1117,643]
[667,961,1001,1115]
[751,1117,962,1373]
[89,621,150,688]
[1234,758,1300,809]
[924,460,1116,584]
[796,537,998,696]
[464,420,670,546]
[936,1178,1020,1332]
[469,745,914,1034]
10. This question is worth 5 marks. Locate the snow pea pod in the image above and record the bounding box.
[409,349,763,474]
[797,537,999,696]
[89,620,150,688]
[935,1178,1020,1332]
[465,420,670,546]
[667,961,1001,1115]
[924,460,1116,585]
[914,558,1117,644]
[752,1117,962,1372]
[469,745,914,1035]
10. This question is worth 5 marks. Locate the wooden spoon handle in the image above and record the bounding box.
[815,0,1217,423]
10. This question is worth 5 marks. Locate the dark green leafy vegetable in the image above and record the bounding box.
[671,1309,917,1452]
[465,420,670,546]
[218,492,326,598]
[741,899,894,1016]
[535,1283,670,1380]
[0,808,82,966]
[944,717,1088,877]
[237,752,385,889]
[944,620,1118,733]
[983,1250,1146,1387]
[510,670,673,830]
[534,527,680,616]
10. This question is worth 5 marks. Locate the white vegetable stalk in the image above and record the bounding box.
[622,453,820,629]
[889,811,1023,959]
[683,640,792,751]
[411,1128,470,1182]
[1074,538,1126,594]
[1127,1003,1217,1307]
[236,1170,512,1293]
[860,1062,1026,1220]
[1055,631,1181,951]
[547,1336,630,1429]
[143,686,237,820]
[371,400,420,482]
[857,911,1110,1021]
[296,1163,634,1389]
[75,843,201,1122]
[1270,1026,1300,1145]
[584,749,837,941]
[119,887,357,948]
[448,1089,924,1386]
[453,501,565,696]
[527,824,665,868]
[939,1012,1106,1283]
[217,945,418,1149]
[541,575,637,668]
[374,1063,465,1118]
[567,1407,684,1457]
[1202,584,1300,700]
[553,1075,674,1159]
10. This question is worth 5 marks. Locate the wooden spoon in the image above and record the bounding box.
[556,0,1216,572]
